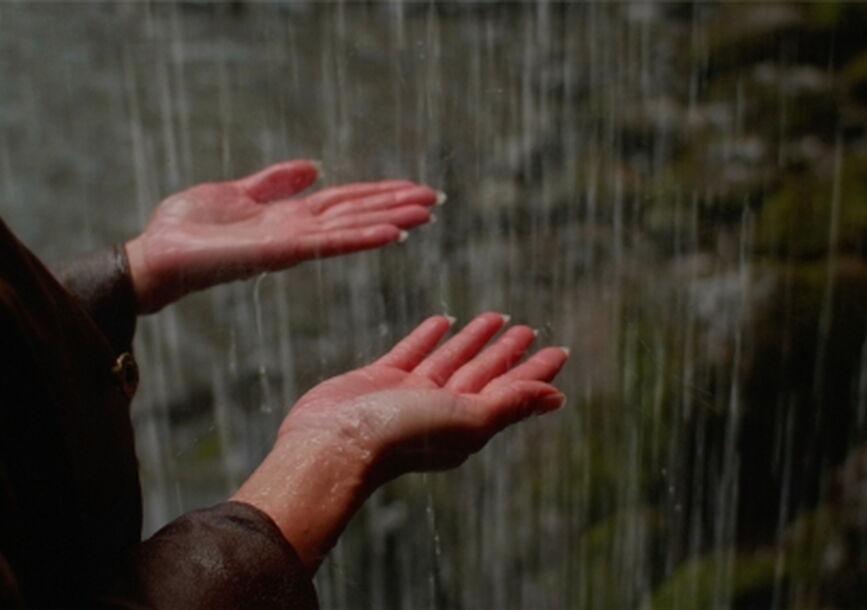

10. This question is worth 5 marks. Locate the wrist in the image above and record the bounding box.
[231,426,376,575]
[126,236,183,314]
[125,236,159,314]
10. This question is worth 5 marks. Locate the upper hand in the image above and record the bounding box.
[125,160,440,313]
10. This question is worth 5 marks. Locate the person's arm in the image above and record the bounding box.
[0,219,319,609]
[232,312,569,574]
[98,503,319,610]
[51,244,138,354]
[51,159,439,349]
[101,313,567,608]
[0,503,319,610]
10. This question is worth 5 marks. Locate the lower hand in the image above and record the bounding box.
[126,160,440,313]
[232,312,569,573]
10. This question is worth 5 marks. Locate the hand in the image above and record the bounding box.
[280,312,568,474]
[232,312,569,573]
[125,160,440,313]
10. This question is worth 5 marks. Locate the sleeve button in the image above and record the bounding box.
[112,352,139,398]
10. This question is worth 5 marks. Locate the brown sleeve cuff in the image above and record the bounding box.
[50,244,137,353]
[101,502,318,610]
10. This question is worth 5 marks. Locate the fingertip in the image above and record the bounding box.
[537,345,570,360]
[242,160,319,202]
[421,314,455,331]
[559,346,571,357]
[502,324,537,342]
[377,314,455,370]
[403,186,440,207]
[428,314,456,338]
[289,160,321,192]
[536,392,566,413]
[482,380,564,429]
[402,205,433,226]
[476,311,510,331]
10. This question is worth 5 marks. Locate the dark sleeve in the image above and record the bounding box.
[50,245,138,353]
[0,221,319,608]
[101,502,319,610]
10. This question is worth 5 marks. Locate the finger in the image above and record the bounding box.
[445,325,537,393]
[306,180,416,214]
[486,346,570,386]
[476,380,565,431]
[320,186,439,219]
[238,160,321,203]
[285,224,404,262]
[321,205,432,231]
[413,312,508,386]
[375,315,455,370]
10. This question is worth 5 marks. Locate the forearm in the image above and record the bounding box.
[99,502,318,609]
[230,428,375,575]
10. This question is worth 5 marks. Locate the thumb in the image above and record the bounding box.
[478,380,565,432]
[238,160,321,203]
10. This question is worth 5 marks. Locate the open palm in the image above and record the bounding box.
[126,160,440,312]
[278,312,569,477]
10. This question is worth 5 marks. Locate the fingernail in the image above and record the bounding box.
[398,230,409,243]
[435,191,447,206]
[532,328,539,337]
[500,313,511,325]
[428,214,438,224]
[559,346,571,356]
[537,393,566,413]
[444,314,457,326]
[310,160,324,178]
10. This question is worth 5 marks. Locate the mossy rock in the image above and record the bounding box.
[643,507,842,609]
[737,258,867,544]
[701,4,802,71]
[576,508,660,609]
[755,157,867,258]
[842,51,867,115]
[797,1,867,33]
[702,3,867,75]
[705,64,838,139]
[642,548,778,610]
